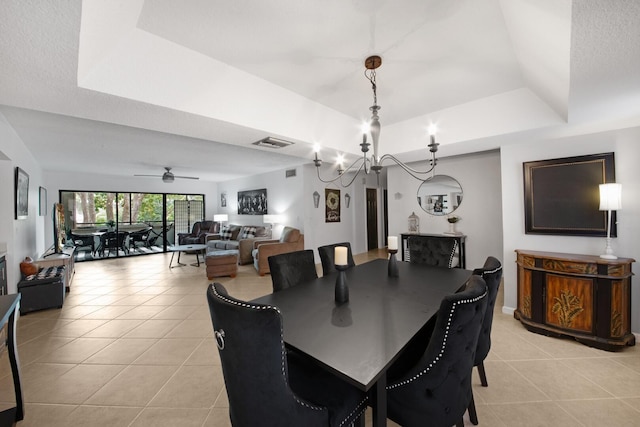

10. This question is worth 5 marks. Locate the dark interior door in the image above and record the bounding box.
[366,188,378,250]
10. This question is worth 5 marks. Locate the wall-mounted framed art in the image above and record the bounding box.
[15,167,29,219]
[39,186,47,216]
[523,152,615,236]
[238,189,267,215]
[325,188,340,223]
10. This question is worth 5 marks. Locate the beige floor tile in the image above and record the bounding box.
[563,357,640,397]
[472,361,549,404]
[110,293,157,306]
[132,337,203,365]
[25,364,124,404]
[203,407,232,427]
[488,330,553,361]
[149,365,225,408]
[164,318,214,338]
[65,405,143,426]
[36,337,115,364]
[488,401,582,426]
[129,407,210,427]
[49,318,108,337]
[116,304,167,320]
[82,319,145,338]
[85,364,177,406]
[123,319,183,338]
[81,305,136,320]
[16,403,78,427]
[558,398,640,427]
[510,359,612,400]
[84,338,158,364]
[151,304,199,319]
[57,305,104,319]
[16,335,75,365]
[185,339,221,366]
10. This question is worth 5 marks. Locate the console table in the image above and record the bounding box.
[514,250,635,351]
[0,294,24,426]
[401,233,466,268]
[37,246,75,291]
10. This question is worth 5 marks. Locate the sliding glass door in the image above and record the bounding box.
[60,190,204,261]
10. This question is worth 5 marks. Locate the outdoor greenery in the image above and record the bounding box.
[65,191,203,226]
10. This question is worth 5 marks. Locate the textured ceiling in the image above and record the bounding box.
[1,0,640,182]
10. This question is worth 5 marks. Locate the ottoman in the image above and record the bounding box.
[17,266,66,314]
[206,249,239,279]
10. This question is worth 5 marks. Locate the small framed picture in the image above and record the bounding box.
[39,186,47,216]
[15,167,29,219]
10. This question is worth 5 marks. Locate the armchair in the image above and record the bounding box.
[252,226,305,276]
[177,220,219,245]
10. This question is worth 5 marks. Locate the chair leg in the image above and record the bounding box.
[468,390,479,425]
[478,361,488,387]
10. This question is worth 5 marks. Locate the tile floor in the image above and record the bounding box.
[1,250,639,426]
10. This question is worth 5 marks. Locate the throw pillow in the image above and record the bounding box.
[220,225,232,240]
[240,226,256,239]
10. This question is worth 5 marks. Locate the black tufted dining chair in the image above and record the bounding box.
[467,256,503,425]
[386,275,488,427]
[206,283,367,427]
[317,242,356,275]
[268,250,318,293]
[408,236,458,268]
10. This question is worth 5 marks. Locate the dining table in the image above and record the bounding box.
[251,258,472,427]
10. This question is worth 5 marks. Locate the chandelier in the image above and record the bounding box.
[313,55,440,187]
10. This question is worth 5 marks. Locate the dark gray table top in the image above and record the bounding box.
[252,259,471,390]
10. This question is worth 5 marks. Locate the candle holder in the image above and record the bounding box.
[388,249,399,277]
[334,264,349,304]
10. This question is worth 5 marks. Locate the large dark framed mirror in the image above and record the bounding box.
[416,175,463,216]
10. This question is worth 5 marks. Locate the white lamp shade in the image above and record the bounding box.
[214,214,228,222]
[263,214,282,224]
[599,183,622,211]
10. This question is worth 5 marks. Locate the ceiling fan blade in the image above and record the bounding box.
[134,174,163,177]
[173,176,199,180]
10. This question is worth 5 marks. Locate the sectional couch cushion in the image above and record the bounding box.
[206,224,271,265]
[240,226,257,239]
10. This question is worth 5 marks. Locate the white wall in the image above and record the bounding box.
[387,150,503,270]
[216,166,304,240]
[0,112,45,293]
[42,170,218,249]
[302,163,386,261]
[501,126,640,331]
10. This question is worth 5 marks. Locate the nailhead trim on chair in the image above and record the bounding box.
[386,288,488,390]
[448,241,458,268]
[211,284,325,412]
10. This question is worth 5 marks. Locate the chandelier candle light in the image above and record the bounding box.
[599,183,622,259]
[334,246,349,304]
[387,236,399,277]
[313,55,440,187]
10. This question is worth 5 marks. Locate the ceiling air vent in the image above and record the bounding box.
[252,136,294,149]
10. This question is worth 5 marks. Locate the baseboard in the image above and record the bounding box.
[502,306,515,316]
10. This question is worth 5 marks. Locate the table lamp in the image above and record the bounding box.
[599,183,622,259]
[214,214,228,228]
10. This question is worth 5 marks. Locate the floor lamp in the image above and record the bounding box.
[599,183,622,259]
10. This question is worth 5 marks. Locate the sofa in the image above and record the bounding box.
[177,220,219,245]
[252,226,305,276]
[206,224,271,265]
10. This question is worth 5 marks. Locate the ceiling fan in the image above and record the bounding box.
[134,167,199,183]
